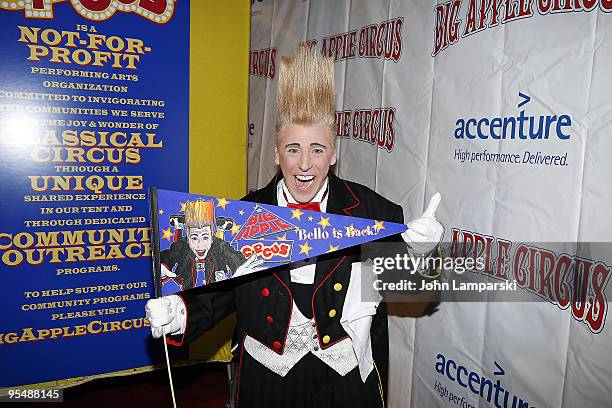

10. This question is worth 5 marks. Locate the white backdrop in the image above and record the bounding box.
[247,1,612,407]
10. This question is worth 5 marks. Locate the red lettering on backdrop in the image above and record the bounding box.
[139,0,167,14]
[79,0,112,12]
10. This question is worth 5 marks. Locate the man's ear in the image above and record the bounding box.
[330,147,337,166]
[274,146,280,166]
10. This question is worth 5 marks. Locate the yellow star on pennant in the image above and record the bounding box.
[179,202,186,212]
[239,209,245,216]
[276,233,288,241]
[291,208,304,221]
[308,216,313,221]
[230,223,241,236]
[159,209,164,215]
[299,241,312,256]
[373,220,385,233]
[217,197,230,210]
[317,216,331,230]
[326,244,339,253]
[161,227,173,242]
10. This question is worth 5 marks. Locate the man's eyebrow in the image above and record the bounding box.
[310,143,326,148]
[284,143,300,148]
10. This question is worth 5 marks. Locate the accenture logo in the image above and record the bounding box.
[434,354,534,408]
[454,93,572,141]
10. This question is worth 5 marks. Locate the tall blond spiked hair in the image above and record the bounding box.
[184,199,215,231]
[276,46,336,145]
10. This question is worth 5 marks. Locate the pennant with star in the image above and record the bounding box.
[150,188,407,296]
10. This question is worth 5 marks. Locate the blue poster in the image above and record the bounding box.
[0,1,189,387]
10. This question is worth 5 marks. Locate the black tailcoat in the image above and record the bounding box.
[172,172,405,407]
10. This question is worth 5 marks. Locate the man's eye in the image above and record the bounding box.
[312,148,325,154]
[286,148,299,154]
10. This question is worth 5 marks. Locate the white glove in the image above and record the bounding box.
[145,295,186,338]
[161,263,176,279]
[402,193,444,255]
[231,255,265,278]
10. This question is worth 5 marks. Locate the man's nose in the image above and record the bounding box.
[298,152,312,171]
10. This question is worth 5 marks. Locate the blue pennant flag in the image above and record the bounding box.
[150,188,407,296]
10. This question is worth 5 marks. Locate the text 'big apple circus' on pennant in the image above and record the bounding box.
[149,188,408,296]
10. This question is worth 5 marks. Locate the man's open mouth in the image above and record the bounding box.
[294,175,315,191]
[196,250,207,258]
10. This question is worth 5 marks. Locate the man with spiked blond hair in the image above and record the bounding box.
[276,46,336,138]
[147,46,443,407]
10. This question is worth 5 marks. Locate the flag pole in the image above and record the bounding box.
[150,187,177,408]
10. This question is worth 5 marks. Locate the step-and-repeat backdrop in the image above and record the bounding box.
[247,1,611,407]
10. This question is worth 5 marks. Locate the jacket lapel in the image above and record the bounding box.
[325,172,361,217]
[313,172,361,287]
